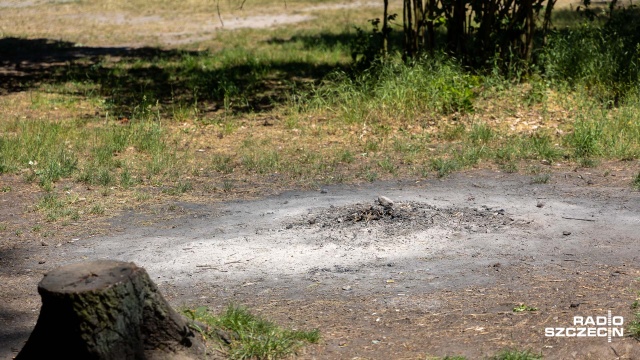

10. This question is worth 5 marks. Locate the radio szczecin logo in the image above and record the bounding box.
[545,310,624,342]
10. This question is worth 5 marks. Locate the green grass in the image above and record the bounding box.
[184,305,319,360]
[37,193,80,222]
[531,174,551,185]
[630,291,640,339]
[629,316,640,339]
[512,304,538,312]
[633,172,640,190]
[490,349,542,360]
[162,181,193,195]
[430,158,459,178]
[305,55,480,124]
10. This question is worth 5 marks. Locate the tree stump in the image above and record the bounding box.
[17,260,207,360]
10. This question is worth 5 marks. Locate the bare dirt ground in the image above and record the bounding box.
[2,169,640,359]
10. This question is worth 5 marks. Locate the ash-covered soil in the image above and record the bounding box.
[289,197,528,235]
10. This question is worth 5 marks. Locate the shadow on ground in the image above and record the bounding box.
[0,37,347,117]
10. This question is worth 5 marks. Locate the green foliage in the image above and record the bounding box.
[543,7,640,102]
[566,117,603,158]
[522,132,561,161]
[351,14,397,69]
[184,305,319,360]
[162,181,193,195]
[468,123,494,145]
[531,174,551,184]
[211,154,234,174]
[308,54,478,123]
[430,158,459,178]
[37,192,79,222]
[630,292,640,338]
[490,349,542,360]
[513,304,538,312]
[633,171,640,190]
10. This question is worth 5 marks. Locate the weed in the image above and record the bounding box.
[222,180,234,192]
[97,168,115,186]
[455,146,486,167]
[0,223,6,231]
[524,78,547,106]
[629,315,640,339]
[120,167,137,189]
[468,123,494,145]
[490,348,542,360]
[500,162,518,173]
[527,165,543,175]
[211,154,234,174]
[513,304,538,312]
[134,191,151,201]
[377,157,396,174]
[441,123,466,141]
[90,204,105,215]
[365,169,379,182]
[578,157,598,168]
[184,305,319,360]
[364,139,379,153]
[163,181,193,195]
[531,174,551,184]
[495,144,518,163]
[633,172,640,190]
[69,209,80,221]
[242,151,280,174]
[430,158,458,178]
[525,132,560,161]
[567,118,603,158]
[338,150,355,164]
[284,116,299,130]
[38,193,63,212]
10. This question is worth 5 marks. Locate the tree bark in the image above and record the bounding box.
[17,260,210,360]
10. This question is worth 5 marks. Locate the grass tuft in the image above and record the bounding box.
[184,305,319,360]
[632,172,640,190]
[531,174,551,184]
[431,158,459,178]
[490,348,542,360]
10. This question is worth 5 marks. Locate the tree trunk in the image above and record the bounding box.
[16,260,211,360]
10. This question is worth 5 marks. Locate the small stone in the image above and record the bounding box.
[320,188,328,194]
[38,260,46,264]
[40,241,49,246]
[285,224,293,229]
[342,285,352,291]
[377,196,394,208]
[536,202,544,208]
[562,231,571,236]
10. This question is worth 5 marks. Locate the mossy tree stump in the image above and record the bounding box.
[17,260,207,360]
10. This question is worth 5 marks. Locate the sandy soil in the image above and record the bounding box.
[2,170,640,359]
